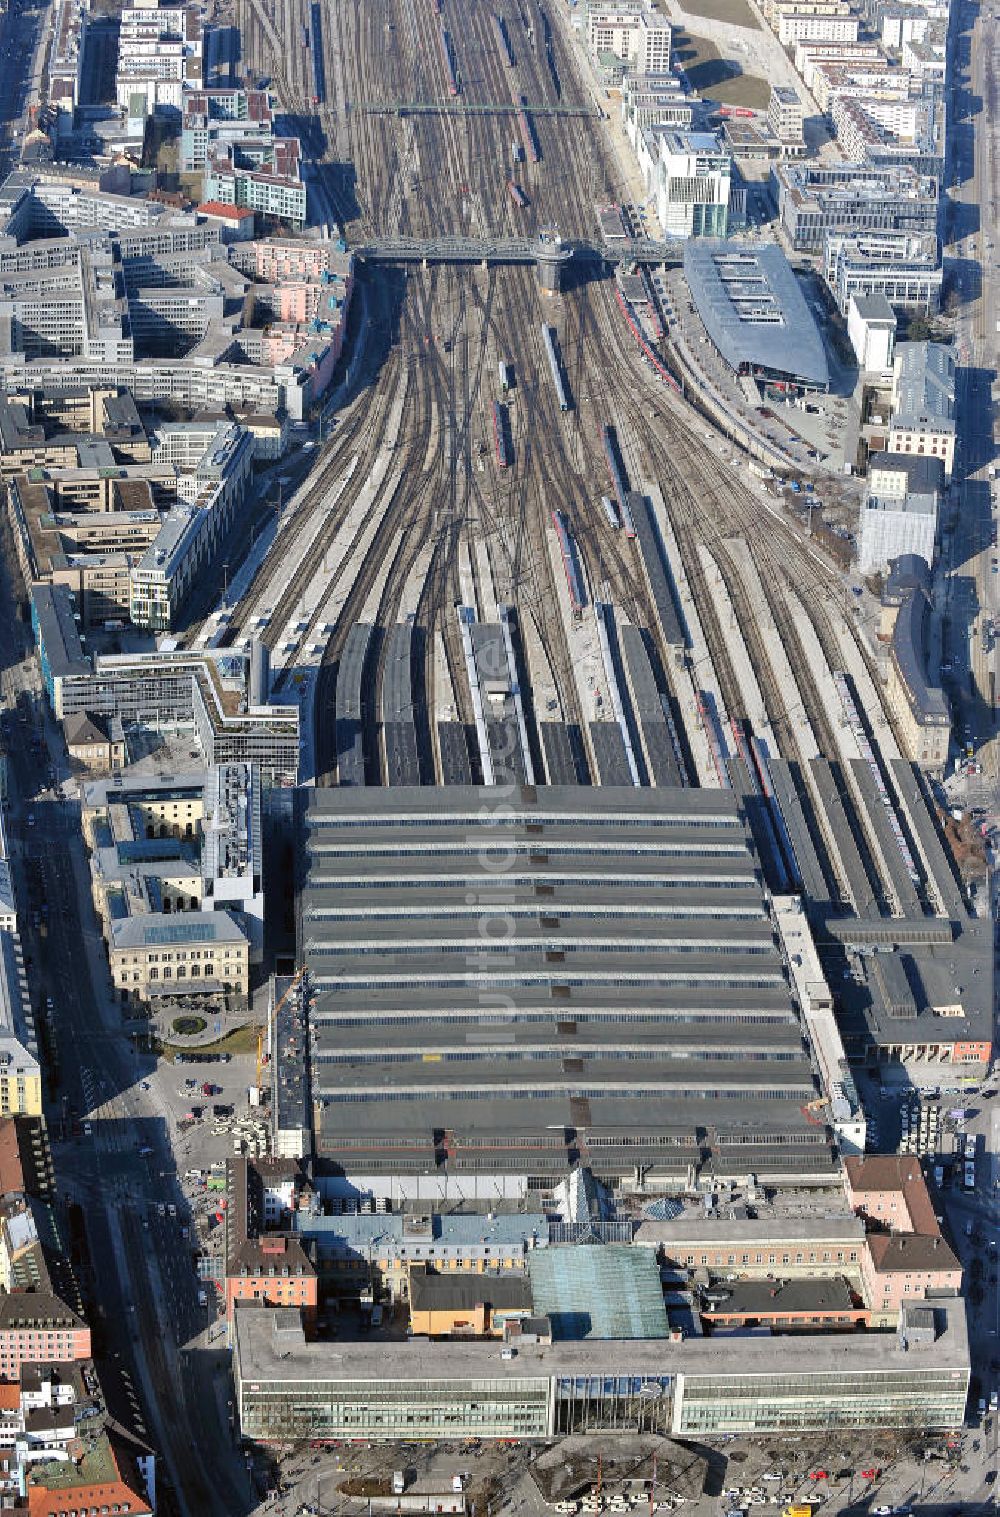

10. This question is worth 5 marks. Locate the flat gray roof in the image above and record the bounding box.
[31,582,91,681]
[233,1294,969,1384]
[633,1214,866,1248]
[683,241,829,388]
[109,906,245,948]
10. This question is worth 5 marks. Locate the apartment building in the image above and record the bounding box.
[881,4,932,47]
[180,87,274,170]
[809,60,898,113]
[0,931,41,1119]
[24,1434,153,1517]
[776,9,860,44]
[767,84,805,149]
[0,169,347,418]
[203,160,307,228]
[587,4,672,74]
[48,0,87,114]
[795,39,886,89]
[116,0,203,118]
[0,1295,90,1379]
[833,91,937,168]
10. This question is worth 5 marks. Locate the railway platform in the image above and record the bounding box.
[723,536,820,762]
[698,542,776,752]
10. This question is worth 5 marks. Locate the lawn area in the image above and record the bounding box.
[160,1023,262,1062]
[676,0,760,27]
[672,29,770,109]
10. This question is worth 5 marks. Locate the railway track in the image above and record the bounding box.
[243,0,914,821]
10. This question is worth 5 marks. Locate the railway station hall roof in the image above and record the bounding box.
[298,786,835,1184]
[683,240,830,390]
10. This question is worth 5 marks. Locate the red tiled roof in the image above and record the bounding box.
[28,1481,152,1516]
[844,1154,940,1236]
[197,201,255,220]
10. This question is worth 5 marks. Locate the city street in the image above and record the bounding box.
[0,520,254,1516]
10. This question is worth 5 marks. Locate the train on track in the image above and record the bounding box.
[300,22,308,46]
[440,25,459,94]
[729,719,791,892]
[601,424,635,535]
[507,180,528,208]
[552,510,585,616]
[601,494,619,529]
[516,102,540,163]
[541,325,570,411]
[614,284,680,394]
[493,12,515,65]
[310,1,325,105]
[492,400,511,468]
[498,359,513,392]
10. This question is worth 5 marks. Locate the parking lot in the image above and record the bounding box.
[252,1424,996,1517]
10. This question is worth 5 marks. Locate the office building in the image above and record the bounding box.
[300,786,838,1193]
[847,291,897,370]
[128,422,253,631]
[823,228,942,316]
[63,712,127,773]
[622,76,694,150]
[0,1294,91,1380]
[683,240,829,391]
[28,600,299,785]
[106,909,250,1006]
[879,555,951,772]
[888,339,956,478]
[858,451,942,572]
[844,1156,961,1326]
[82,762,264,964]
[232,1295,970,1440]
[653,131,731,238]
[771,161,939,251]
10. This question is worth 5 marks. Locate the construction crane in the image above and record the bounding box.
[258,967,305,1093]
